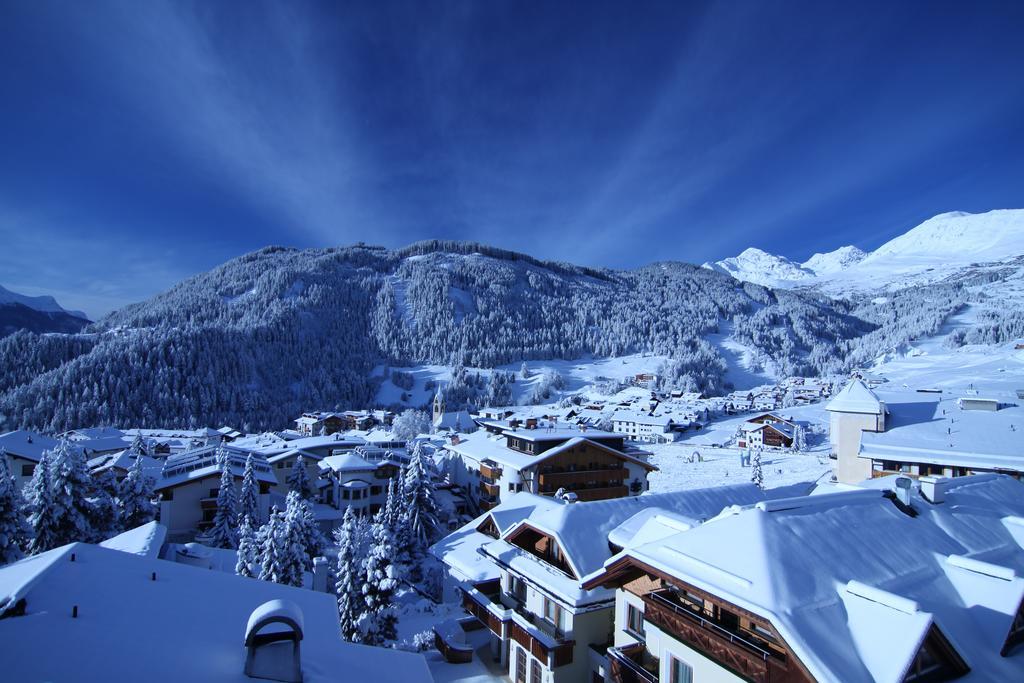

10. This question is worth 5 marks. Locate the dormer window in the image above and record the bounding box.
[1002,600,1024,656]
[904,625,969,682]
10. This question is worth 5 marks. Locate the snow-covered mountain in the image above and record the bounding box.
[0,284,88,319]
[0,284,90,338]
[802,245,867,275]
[707,209,1024,294]
[702,248,814,287]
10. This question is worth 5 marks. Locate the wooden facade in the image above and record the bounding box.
[534,440,635,497]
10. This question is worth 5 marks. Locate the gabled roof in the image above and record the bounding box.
[319,451,377,473]
[587,481,1024,682]
[482,485,771,605]
[0,542,432,682]
[827,379,883,414]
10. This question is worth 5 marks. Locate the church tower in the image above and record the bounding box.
[827,379,885,484]
[432,386,446,426]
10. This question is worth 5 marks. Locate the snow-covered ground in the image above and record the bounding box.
[646,404,834,493]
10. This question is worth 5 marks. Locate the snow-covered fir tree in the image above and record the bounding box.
[48,438,98,545]
[87,469,121,539]
[235,516,257,578]
[400,442,440,553]
[117,452,156,529]
[0,449,30,564]
[751,449,765,490]
[793,425,806,452]
[285,490,325,571]
[286,454,312,498]
[239,453,260,525]
[277,501,308,587]
[129,431,148,456]
[361,515,399,645]
[257,506,288,584]
[208,449,239,549]
[334,506,366,643]
[25,449,57,555]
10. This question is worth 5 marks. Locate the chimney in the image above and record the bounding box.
[312,557,329,592]
[449,434,460,446]
[919,475,949,504]
[894,476,913,508]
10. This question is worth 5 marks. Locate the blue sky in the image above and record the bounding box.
[1,0,1023,318]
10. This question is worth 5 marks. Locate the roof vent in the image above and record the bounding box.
[919,475,950,504]
[244,599,304,683]
[894,476,913,508]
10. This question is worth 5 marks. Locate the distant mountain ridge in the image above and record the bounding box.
[0,285,90,338]
[703,209,1024,293]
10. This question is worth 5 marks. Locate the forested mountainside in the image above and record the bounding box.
[0,303,90,338]
[0,240,975,432]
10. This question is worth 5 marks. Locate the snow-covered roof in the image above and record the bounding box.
[88,449,162,476]
[429,492,561,584]
[156,445,276,490]
[319,451,377,473]
[65,427,126,441]
[589,482,1024,683]
[0,542,432,682]
[0,430,58,463]
[483,485,771,606]
[447,430,651,473]
[264,448,324,465]
[611,411,673,427]
[100,521,167,559]
[827,379,883,414]
[859,389,1024,472]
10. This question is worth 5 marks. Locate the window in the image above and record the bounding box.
[342,490,350,500]
[371,485,382,495]
[543,597,562,629]
[530,659,542,683]
[515,646,527,683]
[21,463,35,477]
[626,602,645,639]
[509,575,527,604]
[667,655,692,683]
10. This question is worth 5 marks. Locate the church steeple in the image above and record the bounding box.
[432,386,446,425]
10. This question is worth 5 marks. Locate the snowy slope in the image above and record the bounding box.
[702,248,814,287]
[801,245,866,275]
[0,284,88,319]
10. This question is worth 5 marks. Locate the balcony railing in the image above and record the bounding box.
[538,466,628,487]
[646,590,776,661]
[608,643,659,683]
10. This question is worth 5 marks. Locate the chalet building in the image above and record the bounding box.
[262,448,326,496]
[830,380,1024,484]
[0,429,57,490]
[611,411,676,444]
[87,449,162,483]
[584,477,1024,683]
[293,410,393,437]
[155,445,277,540]
[317,450,405,518]
[737,413,798,450]
[444,486,771,683]
[445,422,656,511]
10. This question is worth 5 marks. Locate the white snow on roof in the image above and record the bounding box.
[0,430,58,463]
[827,379,883,414]
[615,479,1024,683]
[100,521,167,559]
[860,389,1024,472]
[485,485,770,605]
[319,451,377,472]
[0,542,432,682]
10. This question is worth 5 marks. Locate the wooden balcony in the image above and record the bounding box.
[480,461,503,481]
[574,485,629,501]
[608,642,659,683]
[200,497,218,510]
[478,481,500,498]
[642,590,795,683]
[538,466,628,487]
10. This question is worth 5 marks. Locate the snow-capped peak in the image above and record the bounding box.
[863,209,1024,264]
[702,247,814,287]
[0,284,88,319]
[801,245,867,275]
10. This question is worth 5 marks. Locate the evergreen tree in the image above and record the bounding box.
[257,506,287,583]
[793,425,806,452]
[0,449,30,564]
[88,469,121,539]
[334,507,366,643]
[129,431,148,456]
[235,516,257,578]
[285,490,325,571]
[25,450,57,555]
[361,515,399,645]
[401,442,440,553]
[751,449,765,490]
[278,500,308,587]
[209,449,239,549]
[117,453,157,529]
[239,453,260,525]
[286,455,312,499]
[48,439,97,545]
